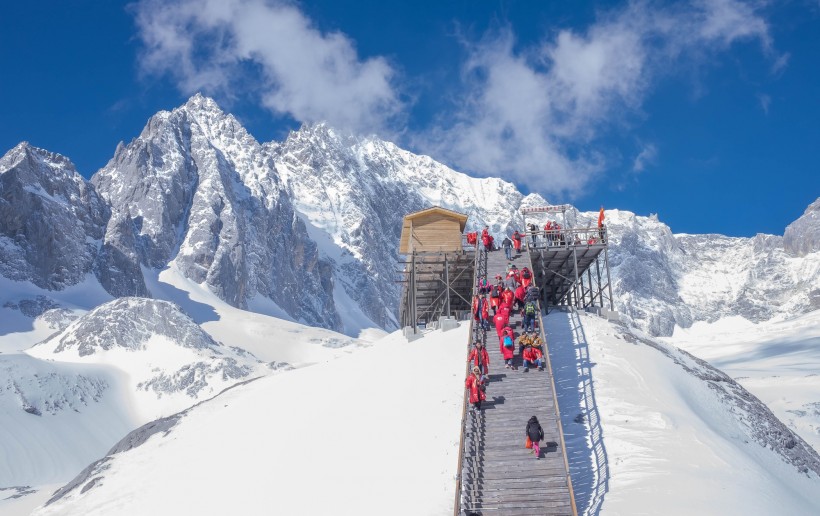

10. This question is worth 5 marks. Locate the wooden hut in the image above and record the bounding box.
[399,206,469,255]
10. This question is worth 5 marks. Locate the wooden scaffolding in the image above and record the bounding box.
[398,207,476,331]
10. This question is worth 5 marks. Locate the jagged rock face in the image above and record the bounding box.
[32,297,265,400]
[592,208,820,336]
[92,95,339,330]
[271,123,548,329]
[46,297,220,356]
[784,197,820,257]
[0,144,108,290]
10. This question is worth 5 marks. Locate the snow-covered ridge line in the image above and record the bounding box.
[2,94,819,338]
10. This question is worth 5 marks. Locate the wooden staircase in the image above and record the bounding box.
[457,247,576,515]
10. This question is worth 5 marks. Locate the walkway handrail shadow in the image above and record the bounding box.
[546,308,610,515]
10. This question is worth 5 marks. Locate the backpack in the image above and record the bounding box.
[525,302,536,315]
[503,336,514,349]
[491,286,500,298]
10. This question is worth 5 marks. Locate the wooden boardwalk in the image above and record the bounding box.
[458,247,576,515]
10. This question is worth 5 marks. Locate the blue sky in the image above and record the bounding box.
[1,0,818,237]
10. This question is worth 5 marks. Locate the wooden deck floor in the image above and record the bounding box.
[459,248,576,515]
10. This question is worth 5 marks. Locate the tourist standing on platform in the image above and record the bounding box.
[466,366,486,411]
[526,416,544,458]
[522,344,544,372]
[468,341,490,377]
[544,221,553,246]
[502,236,513,260]
[528,223,538,246]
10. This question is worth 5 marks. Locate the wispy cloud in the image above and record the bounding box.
[633,143,658,172]
[422,0,777,198]
[132,0,403,133]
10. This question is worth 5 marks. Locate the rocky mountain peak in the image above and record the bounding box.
[784,197,820,257]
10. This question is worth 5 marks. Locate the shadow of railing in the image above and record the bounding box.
[545,309,609,515]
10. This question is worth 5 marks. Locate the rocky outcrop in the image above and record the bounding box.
[784,197,820,257]
[0,143,108,290]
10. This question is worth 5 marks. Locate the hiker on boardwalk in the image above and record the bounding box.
[525,285,540,303]
[522,299,537,332]
[500,326,516,369]
[489,284,501,315]
[480,295,491,330]
[500,287,515,311]
[512,230,522,253]
[526,416,545,458]
[481,226,494,251]
[522,344,544,372]
[529,332,544,353]
[477,275,490,295]
[514,284,527,312]
[468,341,490,376]
[466,366,486,411]
[520,267,533,288]
[517,331,533,356]
[502,236,513,260]
[494,309,509,338]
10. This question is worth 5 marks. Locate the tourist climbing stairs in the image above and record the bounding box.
[456,246,576,515]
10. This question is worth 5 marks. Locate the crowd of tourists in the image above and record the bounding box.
[465,249,548,458]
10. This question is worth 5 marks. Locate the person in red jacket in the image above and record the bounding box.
[500,287,515,310]
[522,344,544,372]
[468,341,490,376]
[512,230,522,253]
[520,267,533,289]
[500,326,516,369]
[465,366,486,411]
[514,284,526,312]
[494,310,507,338]
[480,296,491,330]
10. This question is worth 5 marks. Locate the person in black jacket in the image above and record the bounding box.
[526,416,544,459]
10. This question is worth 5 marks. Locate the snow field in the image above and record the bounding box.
[32,324,469,516]
[547,311,820,515]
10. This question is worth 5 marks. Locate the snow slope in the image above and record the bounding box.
[663,311,820,453]
[546,310,820,515]
[31,324,468,516]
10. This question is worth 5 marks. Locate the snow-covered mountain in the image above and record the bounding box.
[92,95,340,331]
[2,94,817,338]
[1,94,819,515]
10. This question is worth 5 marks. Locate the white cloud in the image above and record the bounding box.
[132,0,402,133]
[633,143,658,172]
[422,0,776,198]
